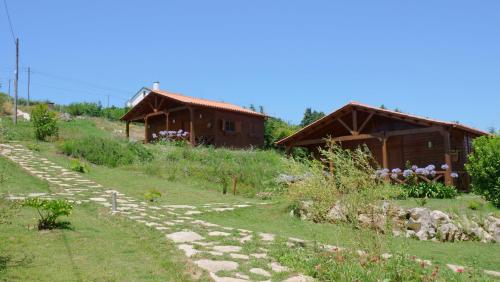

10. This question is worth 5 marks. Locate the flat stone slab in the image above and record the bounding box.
[209,272,249,282]
[165,205,196,209]
[194,259,238,273]
[166,231,204,243]
[259,233,275,241]
[270,261,289,272]
[229,253,249,260]
[208,231,231,237]
[283,275,315,282]
[212,245,242,253]
[177,244,199,257]
[249,268,271,277]
[89,197,107,202]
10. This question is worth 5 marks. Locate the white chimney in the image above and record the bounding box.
[153,81,160,90]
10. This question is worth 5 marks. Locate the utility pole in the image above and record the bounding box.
[8,79,11,96]
[107,94,110,108]
[13,38,19,125]
[27,66,30,106]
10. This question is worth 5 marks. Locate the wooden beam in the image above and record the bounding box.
[337,117,353,134]
[385,126,444,138]
[166,112,169,131]
[358,112,374,134]
[352,110,358,134]
[132,106,188,122]
[144,116,149,143]
[125,121,130,139]
[443,130,453,186]
[381,137,389,169]
[189,107,196,146]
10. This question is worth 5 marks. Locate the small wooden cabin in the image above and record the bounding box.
[276,102,488,190]
[121,88,266,148]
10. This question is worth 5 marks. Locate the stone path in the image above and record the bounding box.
[0,143,312,282]
[1,143,499,281]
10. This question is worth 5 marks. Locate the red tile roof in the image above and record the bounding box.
[153,89,266,117]
[276,101,488,145]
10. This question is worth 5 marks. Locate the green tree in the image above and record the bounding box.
[465,135,500,207]
[31,104,58,141]
[300,108,325,127]
[264,117,298,149]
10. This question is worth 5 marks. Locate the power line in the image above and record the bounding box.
[31,81,128,102]
[3,0,16,44]
[29,68,131,95]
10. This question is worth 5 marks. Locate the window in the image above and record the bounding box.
[223,120,236,132]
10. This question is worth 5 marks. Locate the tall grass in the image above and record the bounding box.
[141,144,300,196]
[59,137,153,167]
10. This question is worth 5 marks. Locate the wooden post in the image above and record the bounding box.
[125,121,130,139]
[111,192,117,213]
[443,130,453,186]
[232,176,237,195]
[144,117,149,143]
[189,107,196,146]
[165,112,169,131]
[352,110,358,135]
[382,137,389,169]
[285,145,292,156]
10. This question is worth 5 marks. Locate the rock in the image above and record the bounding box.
[283,275,315,282]
[471,226,494,243]
[270,261,289,272]
[259,233,275,241]
[212,245,242,253]
[166,231,204,243]
[437,223,460,242]
[229,253,249,260]
[177,244,199,257]
[358,213,386,232]
[194,259,238,273]
[209,272,249,282]
[406,208,434,240]
[208,231,231,237]
[484,216,500,242]
[249,268,271,277]
[326,202,347,222]
[430,210,451,227]
[59,112,72,121]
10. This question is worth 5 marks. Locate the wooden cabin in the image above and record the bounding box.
[276,102,488,190]
[120,87,266,148]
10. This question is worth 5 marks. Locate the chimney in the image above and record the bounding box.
[152,81,160,90]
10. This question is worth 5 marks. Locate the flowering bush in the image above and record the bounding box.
[152,130,189,142]
[403,182,457,199]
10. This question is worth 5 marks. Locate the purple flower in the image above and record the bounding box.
[430,170,436,177]
[390,173,398,179]
[380,172,389,178]
[441,164,449,170]
[411,165,418,171]
[403,169,413,178]
[425,164,435,171]
[450,172,459,178]
[152,133,157,139]
[391,168,401,174]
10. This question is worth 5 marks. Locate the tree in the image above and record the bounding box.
[300,108,325,127]
[264,117,298,149]
[31,104,58,141]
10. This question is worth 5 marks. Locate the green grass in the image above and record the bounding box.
[0,156,50,194]
[0,155,208,281]
[197,200,500,271]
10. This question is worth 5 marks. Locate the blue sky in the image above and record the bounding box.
[1,1,499,130]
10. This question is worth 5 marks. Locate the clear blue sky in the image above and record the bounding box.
[1,1,499,130]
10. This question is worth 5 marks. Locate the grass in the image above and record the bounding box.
[0,155,208,281]
[197,200,500,271]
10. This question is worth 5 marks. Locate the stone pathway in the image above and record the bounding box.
[1,143,499,281]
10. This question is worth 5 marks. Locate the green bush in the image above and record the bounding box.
[467,200,483,211]
[144,189,162,202]
[402,182,457,199]
[465,135,500,207]
[22,198,73,230]
[70,159,90,173]
[65,102,102,117]
[102,106,129,121]
[31,104,58,141]
[60,137,153,167]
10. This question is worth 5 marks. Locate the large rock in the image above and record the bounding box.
[430,210,451,228]
[358,213,387,232]
[406,208,434,240]
[326,202,347,222]
[484,216,500,243]
[437,223,460,242]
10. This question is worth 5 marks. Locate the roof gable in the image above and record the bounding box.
[276,102,488,146]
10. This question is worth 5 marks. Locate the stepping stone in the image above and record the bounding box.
[284,275,314,282]
[235,273,250,280]
[234,204,250,208]
[145,222,160,227]
[194,259,238,273]
[239,235,252,243]
[249,268,271,277]
[484,270,500,277]
[447,264,465,273]
[270,262,289,272]
[193,241,214,247]
[165,205,196,209]
[208,251,224,256]
[259,233,275,241]
[229,253,249,260]
[250,253,267,259]
[209,272,249,282]
[214,207,234,212]
[177,244,199,257]
[192,220,219,227]
[185,210,202,215]
[212,245,242,253]
[28,193,47,197]
[166,231,204,243]
[208,231,231,237]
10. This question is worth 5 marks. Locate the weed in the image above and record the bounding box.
[22,198,73,230]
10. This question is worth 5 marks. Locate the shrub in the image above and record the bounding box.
[70,159,90,173]
[144,189,162,202]
[65,102,102,117]
[22,198,73,230]
[465,135,500,207]
[287,141,402,223]
[59,137,153,167]
[31,104,58,141]
[402,182,457,199]
[467,200,483,211]
[0,92,12,115]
